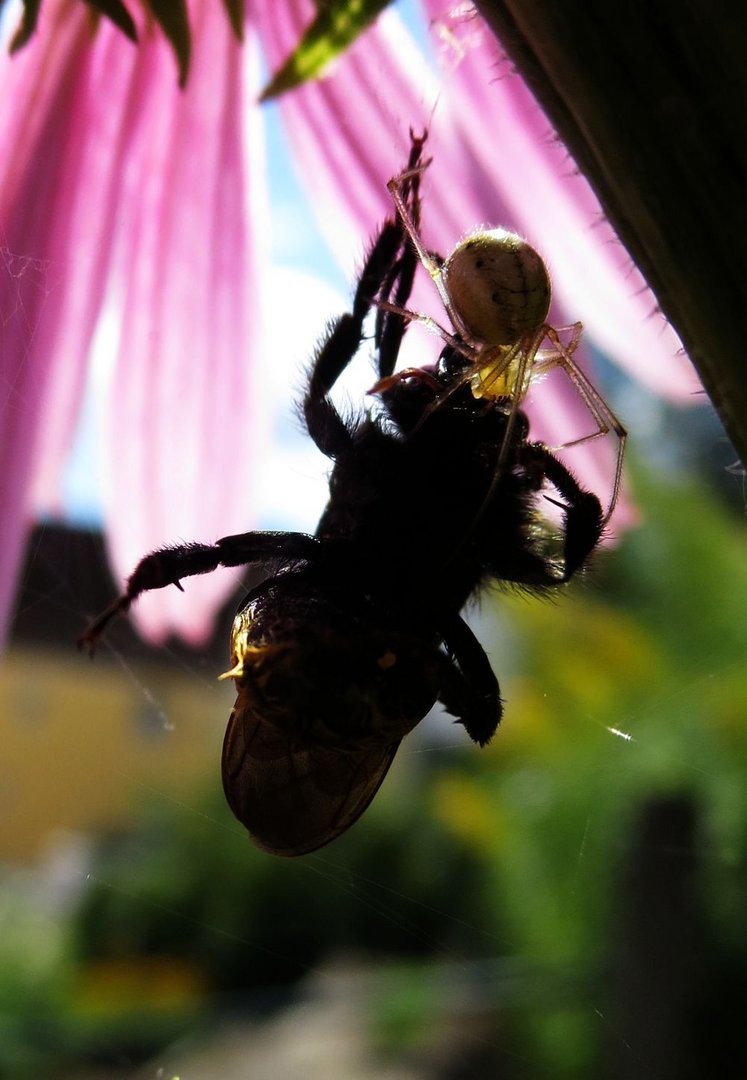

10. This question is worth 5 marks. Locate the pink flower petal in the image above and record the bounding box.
[1,0,702,652]
[98,5,267,645]
[422,0,700,402]
[0,0,110,646]
[256,0,631,529]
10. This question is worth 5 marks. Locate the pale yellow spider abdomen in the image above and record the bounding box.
[443,228,552,346]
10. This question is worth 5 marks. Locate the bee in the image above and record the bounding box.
[80,133,624,856]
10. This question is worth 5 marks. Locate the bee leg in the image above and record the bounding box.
[376,132,427,378]
[437,613,503,746]
[304,221,405,458]
[79,531,321,654]
[305,135,429,456]
[214,530,320,566]
[375,245,417,379]
[523,443,604,580]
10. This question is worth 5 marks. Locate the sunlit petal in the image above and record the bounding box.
[256,0,442,272]
[422,0,699,402]
[0,0,704,650]
[0,0,109,645]
[98,6,266,645]
[257,0,633,526]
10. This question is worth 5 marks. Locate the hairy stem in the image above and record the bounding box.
[475,0,747,468]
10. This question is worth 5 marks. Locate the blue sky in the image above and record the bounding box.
[59,0,430,531]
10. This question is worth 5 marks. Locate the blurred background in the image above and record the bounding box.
[4,298,746,1080]
[2,3,747,1079]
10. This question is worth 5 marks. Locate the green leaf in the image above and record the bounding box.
[8,0,43,53]
[86,0,138,43]
[147,0,190,87]
[260,0,391,101]
[6,0,138,53]
[221,0,244,43]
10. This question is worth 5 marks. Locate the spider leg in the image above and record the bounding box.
[78,531,319,654]
[538,325,627,525]
[375,301,465,355]
[387,154,464,335]
[437,612,503,745]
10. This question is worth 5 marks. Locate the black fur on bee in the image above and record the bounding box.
[80,133,604,855]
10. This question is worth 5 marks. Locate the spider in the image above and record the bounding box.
[384,164,626,527]
[80,132,622,856]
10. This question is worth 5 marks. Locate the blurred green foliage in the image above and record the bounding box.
[426,459,747,1077]
[1,454,745,1077]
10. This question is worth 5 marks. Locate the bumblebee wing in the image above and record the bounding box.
[222,697,400,857]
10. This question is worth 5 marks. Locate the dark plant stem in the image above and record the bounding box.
[474,0,747,469]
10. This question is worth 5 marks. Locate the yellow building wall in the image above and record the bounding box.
[0,647,236,862]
